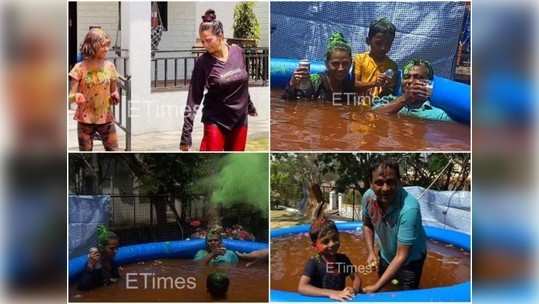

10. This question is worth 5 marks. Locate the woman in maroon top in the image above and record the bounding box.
[180,9,257,151]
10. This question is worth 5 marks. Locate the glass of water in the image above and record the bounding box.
[424,79,434,98]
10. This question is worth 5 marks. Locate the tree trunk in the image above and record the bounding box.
[443,163,454,190]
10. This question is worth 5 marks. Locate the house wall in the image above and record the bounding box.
[77,2,120,50]
[76,1,268,83]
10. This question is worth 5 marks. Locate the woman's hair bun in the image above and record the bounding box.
[202,9,216,22]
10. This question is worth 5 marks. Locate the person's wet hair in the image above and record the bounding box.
[403,59,434,80]
[207,271,229,299]
[199,8,224,36]
[96,224,118,251]
[325,32,352,61]
[369,158,401,181]
[309,218,338,243]
[80,28,111,59]
[367,17,396,42]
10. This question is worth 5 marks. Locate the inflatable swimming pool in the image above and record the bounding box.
[69,239,268,281]
[271,57,470,124]
[271,222,470,302]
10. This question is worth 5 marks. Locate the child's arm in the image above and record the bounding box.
[109,63,120,105]
[110,77,120,105]
[355,73,390,94]
[69,78,86,105]
[298,275,353,301]
[354,78,377,93]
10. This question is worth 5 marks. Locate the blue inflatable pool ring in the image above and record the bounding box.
[69,239,267,281]
[271,57,470,124]
[271,222,470,302]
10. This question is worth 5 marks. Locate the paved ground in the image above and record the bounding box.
[69,87,269,151]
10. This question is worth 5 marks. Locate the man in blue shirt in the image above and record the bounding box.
[361,159,427,293]
[194,227,239,265]
[372,59,452,121]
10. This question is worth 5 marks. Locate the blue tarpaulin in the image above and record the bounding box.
[271,1,466,79]
[69,195,111,258]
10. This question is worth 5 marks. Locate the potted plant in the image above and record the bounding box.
[229,2,260,48]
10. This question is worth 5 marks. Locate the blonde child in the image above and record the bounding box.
[69,28,120,151]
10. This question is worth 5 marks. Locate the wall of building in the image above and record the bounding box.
[76,1,269,84]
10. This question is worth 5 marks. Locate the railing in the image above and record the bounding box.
[245,47,269,84]
[151,49,200,89]
[107,53,132,151]
[113,75,131,151]
[151,47,269,89]
[339,205,362,221]
[108,194,185,244]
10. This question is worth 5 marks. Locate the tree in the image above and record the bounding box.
[233,2,260,41]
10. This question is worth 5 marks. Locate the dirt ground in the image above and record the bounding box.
[271,209,357,229]
[270,210,311,229]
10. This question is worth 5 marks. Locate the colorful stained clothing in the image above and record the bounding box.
[303,253,354,290]
[69,60,119,124]
[180,44,256,147]
[77,121,119,151]
[283,72,355,102]
[353,52,398,98]
[362,188,427,265]
[372,95,453,121]
[194,249,239,265]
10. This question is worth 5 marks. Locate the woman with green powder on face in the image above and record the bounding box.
[283,32,355,102]
[78,225,120,291]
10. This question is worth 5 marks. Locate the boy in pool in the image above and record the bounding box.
[298,218,362,301]
[354,18,398,102]
[207,271,230,300]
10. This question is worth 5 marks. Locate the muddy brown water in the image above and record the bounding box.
[271,90,470,151]
[70,259,268,302]
[271,232,469,293]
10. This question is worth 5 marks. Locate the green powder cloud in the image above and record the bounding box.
[209,154,268,212]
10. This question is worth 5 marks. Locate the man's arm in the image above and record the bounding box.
[194,250,220,265]
[373,95,408,114]
[363,221,376,258]
[363,244,410,293]
[374,81,429,114]
[351,272,362,294]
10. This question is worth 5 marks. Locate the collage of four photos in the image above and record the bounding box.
[67,1,471,302]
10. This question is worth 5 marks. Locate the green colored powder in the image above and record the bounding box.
[208,154,268,212]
